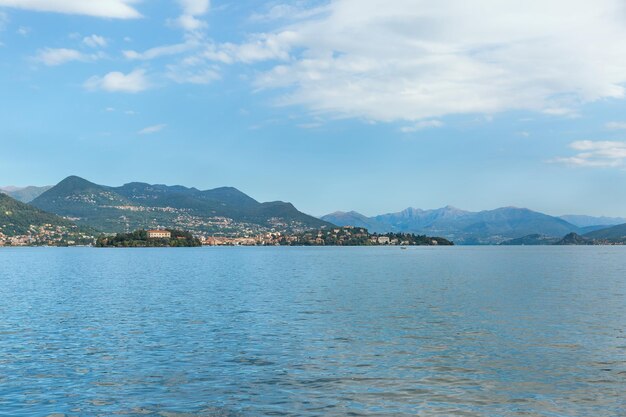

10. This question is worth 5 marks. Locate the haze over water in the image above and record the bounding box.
[1,246,625,416]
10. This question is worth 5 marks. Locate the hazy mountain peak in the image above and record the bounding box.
[560,214,626,228]
[0,186,22,192]
[0,185,53,203]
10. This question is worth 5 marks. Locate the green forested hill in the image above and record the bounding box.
[0,192,76,236]
[31,176,332,235]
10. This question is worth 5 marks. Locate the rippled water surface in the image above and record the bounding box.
[0,246,625,416]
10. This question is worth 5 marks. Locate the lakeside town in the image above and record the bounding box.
[1,226,453,247]
[0,224,96,247]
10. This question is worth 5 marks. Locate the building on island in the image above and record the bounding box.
[147,229,171,239]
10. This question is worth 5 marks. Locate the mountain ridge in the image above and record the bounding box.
[31,176,332,235]
[322,206,600,244]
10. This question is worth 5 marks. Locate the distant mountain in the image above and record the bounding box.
[321,211,388,232]
[560,214,626,228]
[0,192,76,236]
[583,223,626,241]
[323,206,580,244]
[0,185,52,203]
[31,176,332,235]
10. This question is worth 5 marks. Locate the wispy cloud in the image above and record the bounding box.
[84,69,149,93]
[170,0,210,31]
[551,140,626,168]
[33,47,102,66]
[166,64,220,84]
[0,0,142,19]
[138,124,166,135]
[83,34,107,48]
[124,42,195,60]
[605,121,626,130]
[17,26,31,36]
[249,2,327,22]
[400,120,443,133]
[0,10,8,32]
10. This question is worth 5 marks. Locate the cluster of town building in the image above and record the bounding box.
[1,224,446,247]
[0,224,95,247]
[197,226,443,246]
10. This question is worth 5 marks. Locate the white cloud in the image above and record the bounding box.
[203,32,295,64]
[179,0,209,15]
[551,140,626,168]
[0,0,141,19]
[400,120,443,133]
[172,14,205,32]
[138,124,166,134]
[34,48,102,66]
[83,34,107,48]
[172,0,210,31]
[605,122,626,130]
[124,42,195,60]
[84,69,149,93]
[198,0,626,122]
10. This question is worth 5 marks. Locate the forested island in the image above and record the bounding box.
[96,230,202,247]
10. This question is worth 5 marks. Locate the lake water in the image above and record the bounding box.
[0,246,624,416]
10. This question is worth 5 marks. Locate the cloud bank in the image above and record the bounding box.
[194,0,626,122]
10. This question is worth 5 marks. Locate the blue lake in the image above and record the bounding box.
[0,246,625,416]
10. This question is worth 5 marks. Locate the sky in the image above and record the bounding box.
[1,0,626,217]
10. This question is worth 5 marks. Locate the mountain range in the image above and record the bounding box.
[29,176,330,235]
[321,206,625,244]
[3,177,626,245]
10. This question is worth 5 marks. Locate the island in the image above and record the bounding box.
[96,229,202,247]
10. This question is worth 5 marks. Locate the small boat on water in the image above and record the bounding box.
[401,246,407,249]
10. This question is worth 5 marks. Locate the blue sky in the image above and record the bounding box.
[2,0,626,217]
